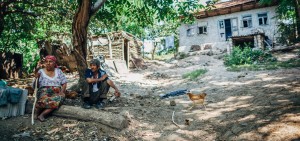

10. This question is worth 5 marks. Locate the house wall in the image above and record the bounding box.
[179,6,278,51]
[88,37,142,69]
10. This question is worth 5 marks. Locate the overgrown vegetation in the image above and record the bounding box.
[182,69,208,80]
[260,0,300,45]
[224,45,300,71]
[224,45,276,66]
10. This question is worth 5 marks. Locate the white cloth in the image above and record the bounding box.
[92,84,99,92]
[37,68,68,87]
[165,36,174,49]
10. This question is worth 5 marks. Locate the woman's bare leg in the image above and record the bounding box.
[38,109,54,121]
[35,108,42,119]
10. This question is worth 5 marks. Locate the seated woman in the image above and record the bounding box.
[34,55,67,122]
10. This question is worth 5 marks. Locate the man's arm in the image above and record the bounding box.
[86,74,108,83]
[107,79,121,97]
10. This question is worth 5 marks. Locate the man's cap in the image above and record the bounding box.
[90,59,100,67]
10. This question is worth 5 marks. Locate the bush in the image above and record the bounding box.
[224,45,275,66]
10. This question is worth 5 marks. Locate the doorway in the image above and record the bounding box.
[224,19,232,40]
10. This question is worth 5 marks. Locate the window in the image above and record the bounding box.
[219,21,224,29]
[187,28,195,37]
[258,13,268,25]
[242,15,252,28]
[198,26,207,34]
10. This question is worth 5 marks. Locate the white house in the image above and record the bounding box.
[179,0,278,53]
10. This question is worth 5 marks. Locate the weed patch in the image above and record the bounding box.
[182,69,208,80]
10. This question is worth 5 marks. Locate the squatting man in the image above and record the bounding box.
[83,59,121,109]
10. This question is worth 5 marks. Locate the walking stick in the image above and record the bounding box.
[31,77,39,125]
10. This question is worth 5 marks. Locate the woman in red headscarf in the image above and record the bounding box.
[34,55,67,122]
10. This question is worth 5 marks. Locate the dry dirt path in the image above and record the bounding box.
[103,52,300,140]
[1,52,300,141]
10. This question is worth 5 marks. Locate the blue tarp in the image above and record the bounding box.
[0,86,23,106]
[160,89,189,99]
[0,80,7,87]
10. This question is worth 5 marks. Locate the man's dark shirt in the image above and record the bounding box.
[85,69,108,89]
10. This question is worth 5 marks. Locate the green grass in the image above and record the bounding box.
[182,69,208,80]
[155,53,175,61]
[227,58,300,71]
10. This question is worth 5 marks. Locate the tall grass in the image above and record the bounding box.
[182,69,208,80]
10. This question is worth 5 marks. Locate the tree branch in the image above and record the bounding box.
[91,0,107,16]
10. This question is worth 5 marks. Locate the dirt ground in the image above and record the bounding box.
[1,48,300,141]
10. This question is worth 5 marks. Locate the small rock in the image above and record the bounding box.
[185,118,194,125]
[170,100,176,106]
[55,135,61,140]
[240,122,248,126]
[136,95,143,99]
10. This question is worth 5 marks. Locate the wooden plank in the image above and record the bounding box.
[122,39,124,60]
[113,59,128,74]
[103,60,117,77]
[104,60,116,72]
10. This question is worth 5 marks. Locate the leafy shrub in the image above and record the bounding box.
[224,45,275,66]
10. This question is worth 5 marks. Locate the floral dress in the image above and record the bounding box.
[36,68,67,109]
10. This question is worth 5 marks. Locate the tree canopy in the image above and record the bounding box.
[260,0,300,44]
[0,0,75,72]
[0,0,209,74]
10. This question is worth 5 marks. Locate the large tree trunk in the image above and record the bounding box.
[72,1,92,92]
[0,2,6,35]
[0,16,4,36]
[71,0,107,92]
[52,105,128,129]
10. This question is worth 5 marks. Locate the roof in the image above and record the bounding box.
[92,31,140,41]
[91,31,143,46]
[194,0,278,19]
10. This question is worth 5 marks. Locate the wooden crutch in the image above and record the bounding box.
[31,77,39,125]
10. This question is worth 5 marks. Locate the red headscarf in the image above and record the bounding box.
[45,55,58,68]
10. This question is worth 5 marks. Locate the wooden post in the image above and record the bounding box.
[122,39,125,60]
[127,42,130,69]
[107,33,113,59]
